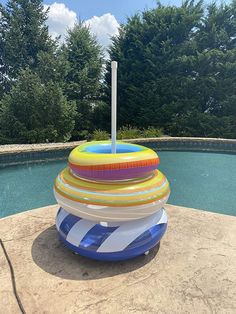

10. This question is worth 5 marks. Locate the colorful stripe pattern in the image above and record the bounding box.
[54,140,170,260]
[54,168,170,208]
[56,207,168,261]
[69,141,159,181]
[54,189,169,222]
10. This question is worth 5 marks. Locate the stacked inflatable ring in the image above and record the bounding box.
[54,141,170,261]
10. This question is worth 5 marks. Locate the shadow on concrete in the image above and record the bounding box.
[31,225,160,281]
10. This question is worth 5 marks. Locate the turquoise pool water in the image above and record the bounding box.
[0,151,236,218]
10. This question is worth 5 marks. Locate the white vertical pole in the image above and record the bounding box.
[111,61,118,154]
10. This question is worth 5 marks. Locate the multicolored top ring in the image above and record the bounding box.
[69,141,159,181]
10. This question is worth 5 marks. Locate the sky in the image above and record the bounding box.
[1,0,183,54]
[43,0,168,23]
[0,0,192,54]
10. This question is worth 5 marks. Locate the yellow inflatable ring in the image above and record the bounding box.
[54,168,170,208]
[54,190,169,222]
[69,141,159,181]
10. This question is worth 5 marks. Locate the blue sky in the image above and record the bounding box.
[43,0,181,23]
[0,0,221,54]
[0,0,182,23]
[0,0,182,51]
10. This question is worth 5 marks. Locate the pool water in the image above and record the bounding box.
[0,151,236,218]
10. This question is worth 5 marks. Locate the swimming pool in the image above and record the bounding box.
[0,150,236,218]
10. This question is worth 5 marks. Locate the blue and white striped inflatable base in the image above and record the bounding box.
[56,207,168,261]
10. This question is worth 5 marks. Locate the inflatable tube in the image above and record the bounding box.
[56,207,168,261]
[54,189,169,221]
[54,168,170,208]
[69,141,159,181]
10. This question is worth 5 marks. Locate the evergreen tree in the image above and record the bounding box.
[169,1,236,137]
[106,0,236,138]
[0,0,54,95]
[106,1,203,129]
[0,69,76,144]
[0,0,77,144]
[63,23,104,138]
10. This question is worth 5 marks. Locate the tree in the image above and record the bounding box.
[106,0,236,138]
[0,0,77,144]
[167,1,236,137]
[0,0,54,96]
[63,23,104,138]
[106,1,203,128]
[0,69,76,144]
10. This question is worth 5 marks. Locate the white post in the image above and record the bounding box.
[111,61,118,154]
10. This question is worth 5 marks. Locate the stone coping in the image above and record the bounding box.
[0,140,86,155]
[0,204,236,313]
[129,136,236,143]
[1,137,236,155]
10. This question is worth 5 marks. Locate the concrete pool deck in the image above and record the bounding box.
[0,205,236,314]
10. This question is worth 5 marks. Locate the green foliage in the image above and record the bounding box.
[0,0,54,95]
[142,127,163,138]
[0,0,80,144]
[1,0,236,143]
[36,51,68,87]
[91,101,111,132]
[106,0,203,128]
[167,111,236,138]
[64,23,103,100]
[117,126,163,139]
[117,126,143,139]
[90,127,163,141]
[0,70,76,143]
[62,23,104,138]
[106,0,236,139]
[92,130,110,141]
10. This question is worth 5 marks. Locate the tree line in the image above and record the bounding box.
[0,0,236,144]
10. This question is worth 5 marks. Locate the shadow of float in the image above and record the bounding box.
[31,225,160,281]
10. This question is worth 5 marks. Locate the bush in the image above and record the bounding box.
[117,126,142,139]
[92,129,110,140]
[72,130,93,141]
[116,126,163,139]
[167,111,236,138]
[0,70,76,144]
[142,127,163,138]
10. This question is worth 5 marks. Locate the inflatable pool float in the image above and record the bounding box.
[54,141,170,261]
[56,207,167,261]
[69,141,159,181]
[54,167,169,221]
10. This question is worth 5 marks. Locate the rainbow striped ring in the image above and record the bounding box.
[54,168,170,209]
[69,141,159,181]
[54,189,169,222]
[56,207,168,261]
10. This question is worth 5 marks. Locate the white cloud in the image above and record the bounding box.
[84,13,120,52]
[44,3,120,54]
[44,2,77,41]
